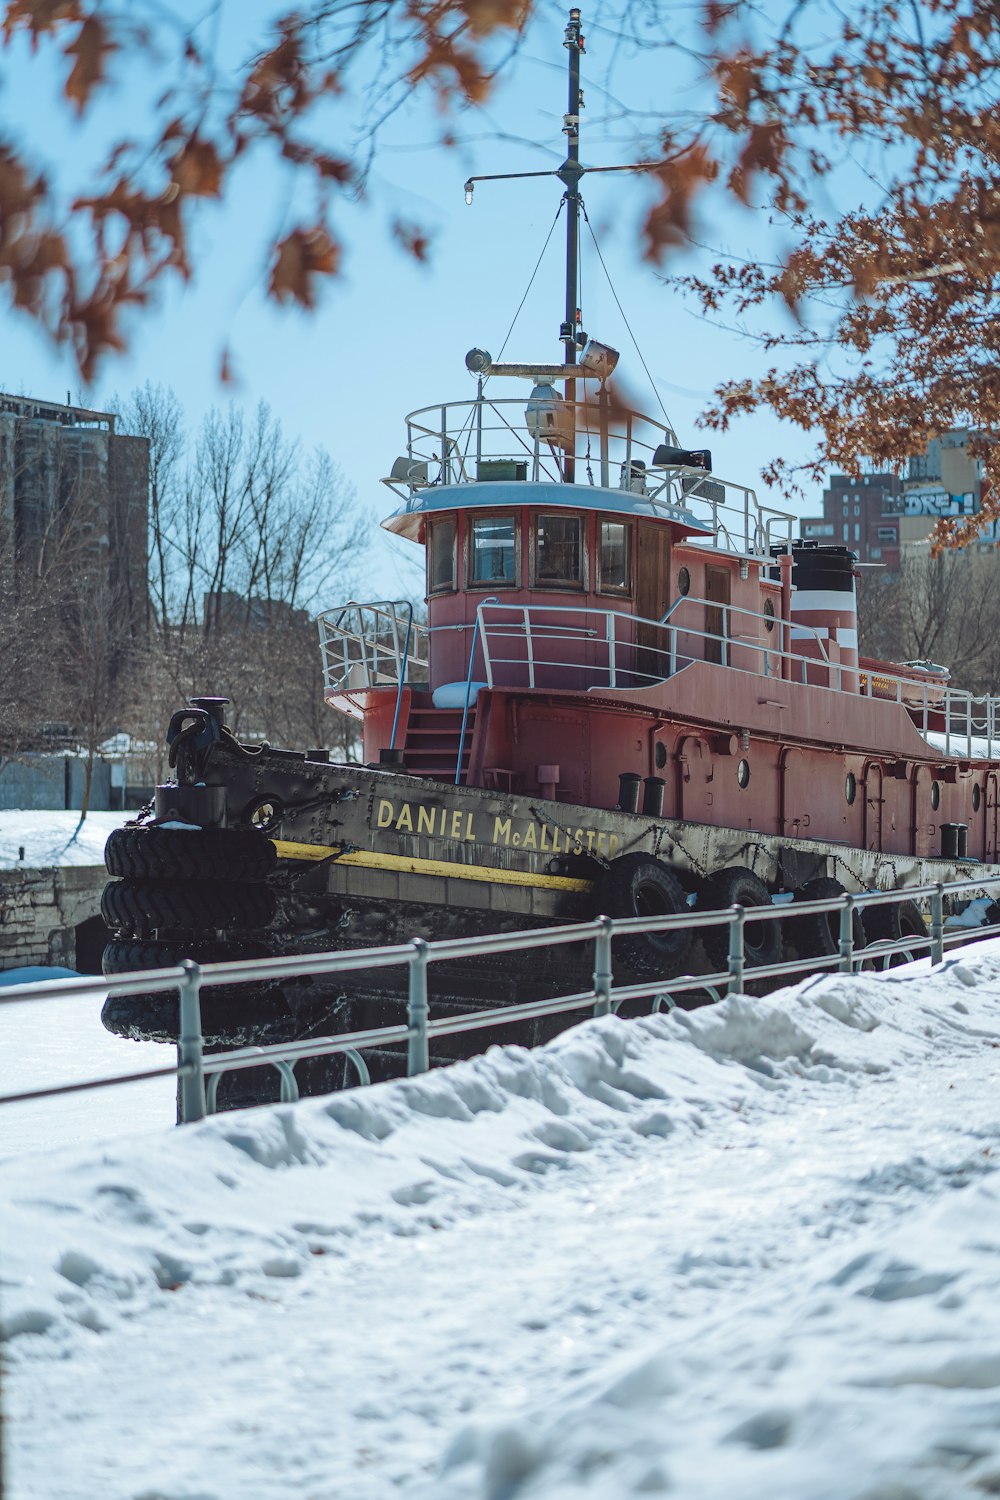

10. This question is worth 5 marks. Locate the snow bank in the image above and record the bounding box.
[0,809,124,869]
[5,943,1000,1498]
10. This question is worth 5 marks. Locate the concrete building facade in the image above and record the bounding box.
[0,392,149,629]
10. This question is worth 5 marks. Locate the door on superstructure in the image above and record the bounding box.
[704,565,731,666]
[634,522,671,682]
[863,761,883,852]
[912,765,935,857]
[986,771,999,861]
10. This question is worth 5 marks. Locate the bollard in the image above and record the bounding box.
[407,938,430,1075]
[727,905,745,995]
[176,960,206,1124]
[931,882,945,965]
[838,894,855,974]
[592,916,613,1016]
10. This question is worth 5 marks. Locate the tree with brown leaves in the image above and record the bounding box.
[4,0,1000,555]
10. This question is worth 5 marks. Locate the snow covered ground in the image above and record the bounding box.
[0,976,176,1155]
[0,809,124,869]
[4,945,1000,1498]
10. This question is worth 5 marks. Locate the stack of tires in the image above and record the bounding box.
[100,824,281,1046]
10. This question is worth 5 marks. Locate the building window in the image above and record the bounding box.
[534,513,583,588]
[598,518,631,594]
[877,527,896,541]
[870,547,882,561]
[854,522,860,541]
[470,514,517,587]
[427,517,456,593]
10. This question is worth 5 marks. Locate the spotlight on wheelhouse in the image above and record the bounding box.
[579,339,619,380]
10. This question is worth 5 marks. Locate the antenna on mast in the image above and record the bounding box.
[463,9,666,476]
[557,7,585,480]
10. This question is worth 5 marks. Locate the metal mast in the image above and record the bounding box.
[463,8,664,478]
[558,8,585,481]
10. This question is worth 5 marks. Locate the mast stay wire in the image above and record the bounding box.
[581,200,677,439]
[490,199,566,373]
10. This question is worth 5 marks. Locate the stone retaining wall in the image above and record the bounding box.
[0,867,108,970]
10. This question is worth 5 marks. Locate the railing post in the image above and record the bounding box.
[727,905,744,995]
[592,916,613,1016]
[389,603,413,751]
[930,883,945,965]
[838,895,855,974]
[177,959,206,1124]
[407,938,430,1075]
[607,613,616,688]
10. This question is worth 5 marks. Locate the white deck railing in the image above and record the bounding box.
[318,600,429,695]
[317,596,1000,760]
[388,395,794,559]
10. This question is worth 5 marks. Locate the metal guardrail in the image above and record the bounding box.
[2,876,999,1130]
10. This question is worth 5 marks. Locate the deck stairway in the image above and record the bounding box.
[402,706,476,783]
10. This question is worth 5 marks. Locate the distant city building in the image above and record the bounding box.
[0,391,149,629]
[203,590,310,632]
[801,431,989,568]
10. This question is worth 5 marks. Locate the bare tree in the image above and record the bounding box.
[113,387,370,758]
[858,549,1000,695]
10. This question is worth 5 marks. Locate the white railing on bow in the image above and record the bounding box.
[318,601,429,698]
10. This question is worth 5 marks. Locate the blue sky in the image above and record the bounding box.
[0,2,830,601]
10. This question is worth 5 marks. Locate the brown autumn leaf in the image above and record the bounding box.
[269,225,340,308]
[1,0,81,46]
[169,137,223,199]
[642,142,719,260]
[392,218,431,262]
[63,14,115,114]
[731,120,787,204]
[459,0,530,38]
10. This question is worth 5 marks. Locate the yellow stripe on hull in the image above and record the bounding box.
[271,839,593,893]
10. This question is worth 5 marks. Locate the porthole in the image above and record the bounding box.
[973,783,982,813]
[655,741,667,770]
[930,781,941,811]
[763,598,775,633]
[737,759,751,789]
[678,565,691,596]
[845,772,857,806]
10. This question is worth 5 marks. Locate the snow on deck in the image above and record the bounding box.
[4,945,1000,1497]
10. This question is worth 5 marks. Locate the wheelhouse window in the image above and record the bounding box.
[470,514,517,586]
[598,519,631,594]
[535,513,583,588]
[427,517,456,593]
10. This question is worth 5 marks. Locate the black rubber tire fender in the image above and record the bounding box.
[592,852,692,978]
[696,866,782,973]
[790,876,866,959]
[104,825,277,884]
[100,936,283,1045]
[863,897,926,966]
[101,878,276,935]
[101,935,264,974]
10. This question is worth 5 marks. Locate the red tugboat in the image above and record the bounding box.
[101,10,1000,1083]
